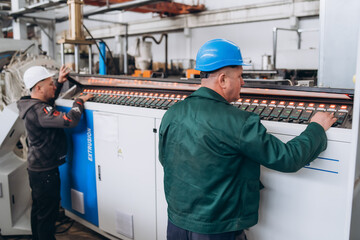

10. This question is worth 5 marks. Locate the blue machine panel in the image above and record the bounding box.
[57,107,98,226]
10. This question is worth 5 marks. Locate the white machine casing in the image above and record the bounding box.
[55,72,359,240]
[0,103,31,236]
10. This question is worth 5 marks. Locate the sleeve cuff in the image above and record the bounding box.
[306,122,327,150]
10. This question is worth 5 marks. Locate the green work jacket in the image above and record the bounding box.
[159,87,327,234]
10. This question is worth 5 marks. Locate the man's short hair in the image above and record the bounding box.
[200,65,240,79]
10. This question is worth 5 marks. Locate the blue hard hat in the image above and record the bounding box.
[195,39,248,72]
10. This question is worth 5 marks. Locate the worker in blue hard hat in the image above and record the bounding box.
[158,38,337,240]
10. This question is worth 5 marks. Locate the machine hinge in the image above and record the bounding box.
[98,165,101,181]
[153,128,157,133]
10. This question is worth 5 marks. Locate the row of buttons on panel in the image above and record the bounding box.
[232,99,350,127]
[80,89,350,127]
[80,89,188,109]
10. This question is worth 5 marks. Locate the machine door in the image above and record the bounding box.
[94,112,156,240]
[248,131,353,240]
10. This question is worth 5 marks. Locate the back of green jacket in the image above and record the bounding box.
[159,87,327,234]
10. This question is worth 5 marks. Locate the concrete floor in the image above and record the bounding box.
[0,221,109,240]
[0,208,109,240]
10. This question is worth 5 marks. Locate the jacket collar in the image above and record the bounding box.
[189,87,229,104]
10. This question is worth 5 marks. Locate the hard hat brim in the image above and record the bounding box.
[195,60,251,72]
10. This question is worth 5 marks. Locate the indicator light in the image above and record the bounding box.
[279,101,285,105]
[253,100,259,103]
[289,102,295,105]
[308,103,314,107]
[330,104,336,108]
[299,103,304,106]
[341,105,347,109]
[319,104,325,108]
[270,101,276,104]
[245,99,251,103]
[262,100,267,104]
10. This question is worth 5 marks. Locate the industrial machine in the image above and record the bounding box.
[55,73,359,240]
[0,103,31,236]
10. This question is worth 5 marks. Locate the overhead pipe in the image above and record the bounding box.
[124,24,129,75]
[142,33,168,76]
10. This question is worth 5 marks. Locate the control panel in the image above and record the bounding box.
[63,74,354,129]
[79,89,187,110]
[233,98,352,128]
[72,88,352,129]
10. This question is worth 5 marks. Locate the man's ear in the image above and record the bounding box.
[34,84,42,93]
[218,73,226,89]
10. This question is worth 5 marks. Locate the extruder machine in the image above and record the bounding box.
[56,74,360,240]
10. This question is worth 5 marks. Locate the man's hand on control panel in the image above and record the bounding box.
[310,112,337,131]
[78,94,94,102]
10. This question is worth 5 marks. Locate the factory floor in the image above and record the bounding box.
[0,208,109,240]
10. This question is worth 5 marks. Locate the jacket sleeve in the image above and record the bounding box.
[238,114,327,172]
[36,98,85,128]
[54,80,63,99]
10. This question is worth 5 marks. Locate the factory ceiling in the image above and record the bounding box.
[83,0,205,16]
[8,0,205,20]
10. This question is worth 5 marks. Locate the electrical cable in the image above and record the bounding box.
[82,24,120,75]
[55,210,75,234]
[55,219,75,234]
[82,24,106,66]
[22,43,35,54]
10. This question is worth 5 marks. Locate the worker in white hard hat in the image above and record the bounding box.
[17,65,93,240]
[159,39,337,240]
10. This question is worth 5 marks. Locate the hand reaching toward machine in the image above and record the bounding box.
[78,93,94,102]
[58,65,71,84]
[310,112,337,131]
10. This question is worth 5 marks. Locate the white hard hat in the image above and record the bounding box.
[23,66,55,89]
